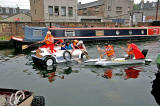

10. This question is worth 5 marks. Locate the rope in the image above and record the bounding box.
[9,91,25,106]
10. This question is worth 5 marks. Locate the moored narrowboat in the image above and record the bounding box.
[11,26,160,51]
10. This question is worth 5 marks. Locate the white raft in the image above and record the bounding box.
[84,58,152,67]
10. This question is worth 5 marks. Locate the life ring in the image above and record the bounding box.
[63,51,72,61]
[81,51,89,60]
[44,56,56,67]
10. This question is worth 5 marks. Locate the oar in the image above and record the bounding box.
[22,39,63,50]
[22,42,40,50]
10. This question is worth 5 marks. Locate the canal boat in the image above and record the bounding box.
[11,26,160,51]
[0,88,45,106]
[84,49,152,67]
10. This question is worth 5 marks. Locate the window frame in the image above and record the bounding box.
[54,6,59,16]
[61,6,66,16]
[68,7,73,17]
[48,6,53,16]
[65,30,75,37]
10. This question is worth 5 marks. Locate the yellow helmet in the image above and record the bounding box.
[73,40,79,44]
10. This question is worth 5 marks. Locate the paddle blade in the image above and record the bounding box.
[22,45,29,50]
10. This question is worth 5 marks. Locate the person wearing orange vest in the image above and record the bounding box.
[39,31,56,53]
[104,43,116,60]
[97,43,116,60]
[126,41,134,59]
[121,41,144,60]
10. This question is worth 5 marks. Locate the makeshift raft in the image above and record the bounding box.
[84,58,152,67]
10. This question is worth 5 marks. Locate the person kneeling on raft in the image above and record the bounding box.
[97,43,116,60]
[120,41,144,60]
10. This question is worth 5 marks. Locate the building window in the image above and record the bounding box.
[33,30,42,37]
[54,6,59,16]
[6,8,9,13]
[128,7,130,12]
[65,30,75,37]
[48,6,53,16]
[116,7,122,14]
[68,7,73,17]
[95,7,99,12]
[108,6,111,11]
[61,7,66,16]
[0,8,2,13]
[13,8,16,14]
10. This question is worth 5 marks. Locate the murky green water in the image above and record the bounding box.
[0,40,160,106]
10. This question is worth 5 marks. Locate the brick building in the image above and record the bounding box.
[30,0,78,22]
[78,0,133,23]
[0,7,20,19]
[0,7,30,19]
[134,1,160,23]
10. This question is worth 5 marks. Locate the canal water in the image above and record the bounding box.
[0,40,160,106]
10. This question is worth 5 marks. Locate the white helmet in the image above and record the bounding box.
[47,31,51,35]
[77,40,83,45]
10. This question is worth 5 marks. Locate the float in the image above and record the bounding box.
[32,46,87,67]
[84,49,152,67]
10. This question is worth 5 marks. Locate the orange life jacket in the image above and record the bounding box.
[45,34,53,44]
[105,45,115,57]
[127,44,134,55]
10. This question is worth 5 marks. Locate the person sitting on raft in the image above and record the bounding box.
[120,41,144,60]
[97,43,116,60]
[72,40,79,49]
[61,40,74,50]
[39,31,56,54]
[76,40,87,51]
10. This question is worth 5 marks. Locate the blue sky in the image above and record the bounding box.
[0,0,158,9]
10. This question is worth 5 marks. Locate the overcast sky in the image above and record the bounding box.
[0,0,158,9]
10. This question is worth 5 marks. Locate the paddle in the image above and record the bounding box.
[22,40,63,50]
[22,42,41,50]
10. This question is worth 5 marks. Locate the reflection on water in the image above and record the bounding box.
[32,65,79,83]
[151,71,160,105]
[93,66,143,80]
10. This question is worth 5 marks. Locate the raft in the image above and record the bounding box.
[84,58,152,67]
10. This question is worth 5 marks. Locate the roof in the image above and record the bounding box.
[78,0,104,10]
[0,13,31,22]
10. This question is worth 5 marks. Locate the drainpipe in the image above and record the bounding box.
[156,0,159,21]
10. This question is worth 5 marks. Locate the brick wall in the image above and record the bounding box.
[0,22,152,37]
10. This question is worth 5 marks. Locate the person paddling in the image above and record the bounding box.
[39,31,56,53]
[121,41,144,60]
[97,43,116,60]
